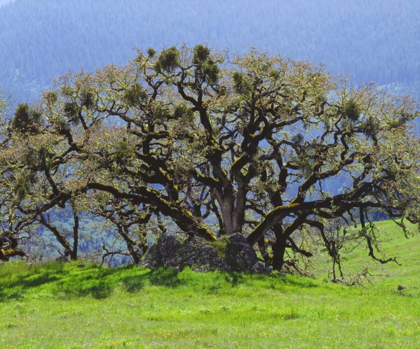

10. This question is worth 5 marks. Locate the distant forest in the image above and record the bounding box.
[1,0,420,104]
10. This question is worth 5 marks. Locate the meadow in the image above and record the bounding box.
[0,220,419,348]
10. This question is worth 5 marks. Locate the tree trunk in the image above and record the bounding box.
[272,233,287,271]
[70,209,79,261]
[217,195,246,236]
[258,238,270,264]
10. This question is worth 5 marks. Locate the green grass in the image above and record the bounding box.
[1,220,420,348]
[314,220,420,288]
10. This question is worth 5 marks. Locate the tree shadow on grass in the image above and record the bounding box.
[0,262,67,301]
[0,262,319,301]
[3,272,61,290]
[222,271,319,290]
[122,275,147,293]
[51,267,185,297]
[53,278,114,299]
[223,272,245,286]
[0,262,121,301]
[254,272,319,288]
[0,263,184,301]
[148,268,184,287]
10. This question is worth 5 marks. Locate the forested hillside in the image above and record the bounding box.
[0,0,13,6]
[1,0,420,103]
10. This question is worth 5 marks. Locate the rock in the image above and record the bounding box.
[251,262,266,274]
[174,236,232,272]
[142,234,231,272]
[250,262,274,274]
[141,233,258,272]
[141,234,182,270]
[224,234,258,272]
[266,265,274,273]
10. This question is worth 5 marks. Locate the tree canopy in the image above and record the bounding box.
[1,45,419,273]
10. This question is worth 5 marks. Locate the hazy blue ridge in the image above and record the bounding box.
[0,0,420,103]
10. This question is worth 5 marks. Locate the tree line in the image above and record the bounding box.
[1,0,420,103]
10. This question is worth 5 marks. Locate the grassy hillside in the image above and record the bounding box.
[0,220,419,348]
[314,220,420,288]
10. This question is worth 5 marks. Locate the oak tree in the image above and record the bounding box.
[1,46,419,272]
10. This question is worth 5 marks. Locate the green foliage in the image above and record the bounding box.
[174,104,194,123]
[80,89,95,108]
[12,103,42,134]
[43,91,58,105]
[193,44,210,63]
[388,116,407,129]
[63,101,79,119]
[155,46,179,73]
[209,240,228,259]
[124,83,147,107]
[152,102,169,122]
[14,171,36,200]
[202,59,220,84]
[343,99,361,122]
[360,116,379,139]
[269,69,281,80]
[21,143,54,171]
[0,97,5,113]
[113,139,134,165]
[147,47,156,58]
[232,71,245,93]
[60,85,74,98]
[291,133,304,145]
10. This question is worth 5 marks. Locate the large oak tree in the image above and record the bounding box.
[1,45,419,271]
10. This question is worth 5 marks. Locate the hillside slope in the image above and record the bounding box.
[0,221,419,348]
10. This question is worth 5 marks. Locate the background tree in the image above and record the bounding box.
[2,0,420,104]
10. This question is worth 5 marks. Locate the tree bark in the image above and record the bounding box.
[272,233,287,271]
